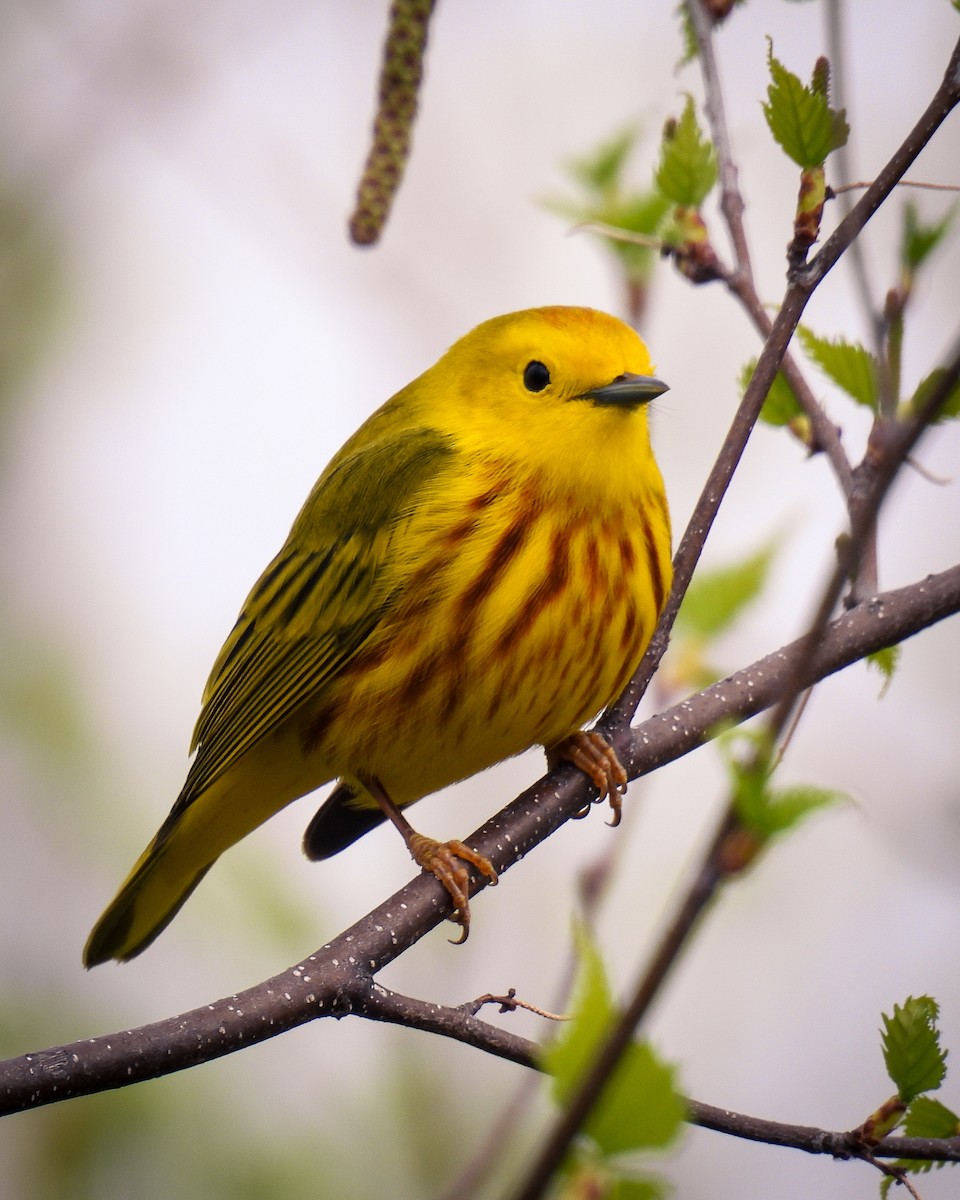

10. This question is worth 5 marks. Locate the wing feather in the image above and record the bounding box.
[178,425,454,806]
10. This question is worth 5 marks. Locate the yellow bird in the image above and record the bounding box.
[84,306,671,965]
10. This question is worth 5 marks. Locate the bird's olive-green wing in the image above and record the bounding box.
[177,426,454,806]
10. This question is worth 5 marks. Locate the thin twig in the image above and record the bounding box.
[735,287,855,493]
[831,179,960,196]
[767,330,960,742]
[687,0,752,283]
[904,455,951,486]
[825,0,884,357]
[570,220,663,248]
[801,39,960,292]
[463,992,567,1022]
[692,0,856,490]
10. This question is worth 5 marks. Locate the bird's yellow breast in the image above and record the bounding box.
[301,438,671,805]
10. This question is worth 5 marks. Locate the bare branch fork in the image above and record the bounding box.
[2,559,960,1119]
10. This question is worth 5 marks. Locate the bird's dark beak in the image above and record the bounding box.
[581,372,669,408]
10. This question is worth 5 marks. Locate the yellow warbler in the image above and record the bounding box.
[84,306,671,965]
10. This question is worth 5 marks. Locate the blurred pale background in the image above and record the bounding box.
[1,1,959,1197]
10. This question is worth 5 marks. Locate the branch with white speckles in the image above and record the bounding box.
[1,561,958,1118]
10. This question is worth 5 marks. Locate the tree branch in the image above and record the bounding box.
[2,562,959,1118]
[688,1101,960,1165]
[767,329,960,742]
[608,25,960,727]
[824,0,885,357]
[688,0,855,494]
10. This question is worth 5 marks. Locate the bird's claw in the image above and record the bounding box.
[551,730,628,827]
[406,833,498,944]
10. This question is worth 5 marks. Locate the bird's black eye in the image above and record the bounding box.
[523,361,551,393]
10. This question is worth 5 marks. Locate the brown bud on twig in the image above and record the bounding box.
[788,164,827,270]
[667,208,726,284]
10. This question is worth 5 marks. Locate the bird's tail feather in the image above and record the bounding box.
[82,844,212,964]
[302,782,387,860]
[83,832,213,966]
[84,728,330,965]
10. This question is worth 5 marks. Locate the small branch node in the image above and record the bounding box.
[464,990,568,1022]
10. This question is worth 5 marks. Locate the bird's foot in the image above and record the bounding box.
[550,730,628,826]
[406,833,499,944]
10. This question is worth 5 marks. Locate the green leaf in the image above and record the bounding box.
[738,777,841,839]
[761,784,841,836]
[610,1177,669,1200]
[906,365,960,424]
[543,930,615,1105]
[677,542,778,639]
[881,996,947,1102]
[607,191,672,237]
[867,645,901,697]
[655,95,718,208]
[544,187,669,285]
[545,128,670,286]
[670,542,782,693]
[558,1160,669,1200]
[597,192,672,283]
[762,41,849,168]
[590,1043,686,1156]
[904,1095,960,1140]
[674,2,698,66]
[541,931,686,1159]
[568,127,640,196]
[721,731,843,840]
[740,357,803,427]
[797,326,879,410]
[880,1096,959,1193]
[901,199,957,274]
